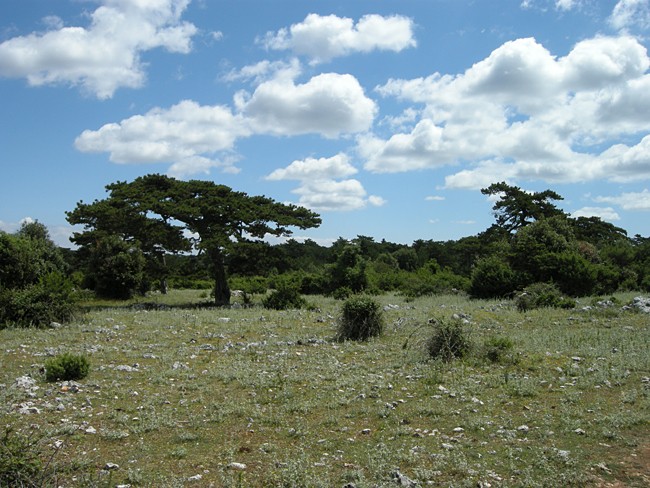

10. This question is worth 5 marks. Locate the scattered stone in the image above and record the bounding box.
[85,426,97,434]
[595,462,612,474]
[391,469,418,487]
[49,321,63,329]
[14,375,37,389]
[556,450,570,460]
[228,462,247,470]
[574,428,586,435]
[17,403,41,414]
[115,365,138,372]
[172,362,189,370]
[188,474,203,481]
[361,428,372,435]
[517,425,530,432]
[103,462,120,470]
[628,296,650,313]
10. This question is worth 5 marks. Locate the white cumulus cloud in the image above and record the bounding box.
[75,100,250,175]
[75,65,377,176]
[260,13,416,64]
[292,178,385,212]
[0,0,197,98]
[361,35,650,190]
[609,0,650,32]
[266,154,357,181]
[238,72,377,138]
[595,189,650,210]
[572,206,621,221]
[266,154,384,211]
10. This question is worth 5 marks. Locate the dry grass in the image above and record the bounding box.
[1,291,648,487]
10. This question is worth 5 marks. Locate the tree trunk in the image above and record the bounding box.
[209,247,230,306]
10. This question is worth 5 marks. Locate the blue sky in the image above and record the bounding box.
[1,0,650,248]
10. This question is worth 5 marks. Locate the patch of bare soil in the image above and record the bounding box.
[593,440,650,487]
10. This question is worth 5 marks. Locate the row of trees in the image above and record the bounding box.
[66,177,650,301]
[2,175,649,327]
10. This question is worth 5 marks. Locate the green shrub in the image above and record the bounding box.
[262,284,306,310]
[88,235,146,299]
[0,427,47,486]
[229,275,268,295]
[0,272,77,328]
[337,296,384,341]
[45,353,90,382]
[400,269,470,298]
[426,318,472,361]
[483,336,515,363]
[515,282,575,312]
[469,255,517,299]
[332,286,353,300]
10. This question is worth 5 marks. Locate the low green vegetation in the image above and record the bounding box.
[44,353,91,382]
[1,290,648,486]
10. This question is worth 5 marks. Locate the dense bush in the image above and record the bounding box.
[469,255,517,299]
[1,223,77,328]
[0,272,76,328]
[426,318,472,361]
[548,251,597,296]
[515,282,575,312]
[262,283,306,310]
[87,235,146,299]
[228,275,268,295]
[401,268,470,298]
[44,353,90,382]
[325,245,368,294]
[168,277,214,290]
[337,296,384,341]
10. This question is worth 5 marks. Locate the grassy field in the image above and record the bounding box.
[1,290,648,487]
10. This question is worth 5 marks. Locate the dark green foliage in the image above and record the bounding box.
[68,175,320,305]
[88,235,146,299]
[262,283,306,310]
[44,353,90,382]
[0,427,46,487]
[469,255,517,299]
[332,286,353,300]
[515,282,575,312]
[0,272,76,328]
[229,275,269,295]
[483,336,515,364]
[481,182,565,233]
[325,244,368,294]
[426,318,472,361]
[549,251,597,296]
[400,268,470,298]
[392,247,418,271]
[337,296,384,341]
[0,223,77,328]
